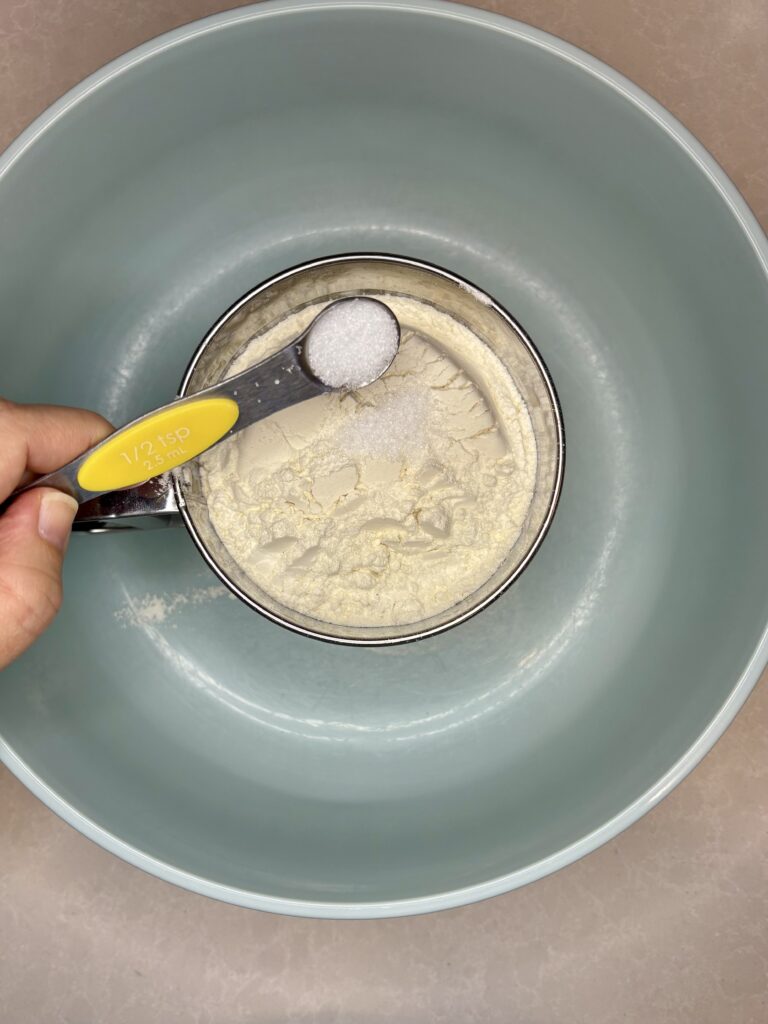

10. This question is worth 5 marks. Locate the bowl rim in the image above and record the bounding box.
[1,0,767,919]
[174,252,566,647]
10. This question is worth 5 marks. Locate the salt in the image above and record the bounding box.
[305,298,399,389]
[338,386,430,460]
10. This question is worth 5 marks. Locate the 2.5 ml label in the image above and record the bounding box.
[119,428,191,472]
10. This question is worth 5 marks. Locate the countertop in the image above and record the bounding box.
[1,2,767,1021]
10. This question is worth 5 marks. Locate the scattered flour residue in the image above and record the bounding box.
[115,584,235,628]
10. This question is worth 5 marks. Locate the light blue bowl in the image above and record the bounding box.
[1,0,767,918]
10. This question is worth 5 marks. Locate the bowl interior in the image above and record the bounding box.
[1,1,767,913]
[178,256,563,644]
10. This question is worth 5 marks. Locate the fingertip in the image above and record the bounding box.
[37,490,79,553]
[0,487,76,668]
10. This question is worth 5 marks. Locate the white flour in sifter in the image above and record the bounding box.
[200,296,538,628]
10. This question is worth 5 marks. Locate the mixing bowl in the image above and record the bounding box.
[1,0,767,917]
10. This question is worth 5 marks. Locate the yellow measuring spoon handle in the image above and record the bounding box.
[1,334,326,511]
[76,396,240,494]
[4,299,399,512]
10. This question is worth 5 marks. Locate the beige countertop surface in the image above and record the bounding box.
[1,2,767,1021]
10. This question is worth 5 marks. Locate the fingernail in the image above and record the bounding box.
[38,491,79,552]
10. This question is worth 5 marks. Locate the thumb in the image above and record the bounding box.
[0,487,79,669]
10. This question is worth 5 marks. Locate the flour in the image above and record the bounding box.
[200,295,538,628]
[115,584,234,628]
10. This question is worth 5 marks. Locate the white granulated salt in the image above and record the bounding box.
[304,298,399,389]
[339,385,430,461]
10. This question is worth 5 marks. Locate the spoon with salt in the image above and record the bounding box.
[6,298,400,507]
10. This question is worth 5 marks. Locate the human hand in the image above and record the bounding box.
[0,401,112,670]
